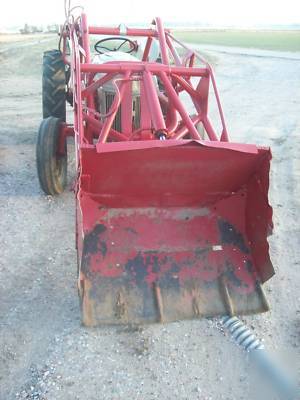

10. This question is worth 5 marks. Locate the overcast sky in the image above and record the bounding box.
[1,0,299,27]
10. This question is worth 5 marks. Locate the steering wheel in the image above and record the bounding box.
[94,37,137,54]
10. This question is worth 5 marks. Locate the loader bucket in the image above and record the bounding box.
[77,140,273,326]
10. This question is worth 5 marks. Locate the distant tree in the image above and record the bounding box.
[20,23,30,34]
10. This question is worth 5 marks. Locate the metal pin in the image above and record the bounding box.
[156,131,167,140]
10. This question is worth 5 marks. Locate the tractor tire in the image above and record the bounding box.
[42,50,66,121]
[36,117,67,195]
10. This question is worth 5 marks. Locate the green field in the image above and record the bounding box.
[173,30,300,52]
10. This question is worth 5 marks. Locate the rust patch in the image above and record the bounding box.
[84,224,107,256]
[219,275,234,316]
[255,281,270,312]
[218,219,249,253]
[153,283,164,322]
[192,297,201,316]
[81,224,107,275]
[81,277,96,326]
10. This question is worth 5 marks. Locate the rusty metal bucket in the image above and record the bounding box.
[76,140,273,326]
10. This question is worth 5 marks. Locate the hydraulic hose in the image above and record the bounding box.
[221,316,299,400]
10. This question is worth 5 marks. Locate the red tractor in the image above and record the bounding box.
[36,11,273,326]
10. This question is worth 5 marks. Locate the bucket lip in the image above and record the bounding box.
[95,139,269,155]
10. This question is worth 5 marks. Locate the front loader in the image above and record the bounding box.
[36,11,274,326]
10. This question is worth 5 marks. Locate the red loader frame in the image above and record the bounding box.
[59,15,230,148]
[55,13,273,326]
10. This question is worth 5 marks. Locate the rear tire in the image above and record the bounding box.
[36,117,67,195]
[42,50,66,121]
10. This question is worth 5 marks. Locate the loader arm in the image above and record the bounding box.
[37,12,274,325]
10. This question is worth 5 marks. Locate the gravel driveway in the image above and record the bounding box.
[0,37,299,400]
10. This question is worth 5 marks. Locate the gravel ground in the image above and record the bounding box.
[0,36,299,400]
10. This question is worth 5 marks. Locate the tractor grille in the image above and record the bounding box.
[103,91,140,132]
[105,92,121,131]
[133,96,140,130]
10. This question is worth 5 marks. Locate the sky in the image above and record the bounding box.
[0,0,299,28]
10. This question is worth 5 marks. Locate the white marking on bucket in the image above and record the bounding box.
[212,245,223,251]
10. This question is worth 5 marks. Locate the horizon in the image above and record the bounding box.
[0,0,299,31]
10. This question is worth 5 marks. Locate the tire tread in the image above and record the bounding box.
[42,50,66,121]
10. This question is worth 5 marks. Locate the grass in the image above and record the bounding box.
[173,30,300,52]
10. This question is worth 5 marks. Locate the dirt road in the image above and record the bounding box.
[0,36,299,400]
